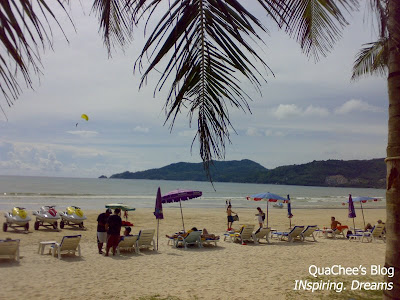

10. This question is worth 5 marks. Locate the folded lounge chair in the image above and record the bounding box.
[50,235,81,260]
[175,230,202,249]
[0,239,20,262]
[301,225,318,242]
[252,227,271,244]
[272,226,304,242]
[136,229,156,253]
[117,235,138,254]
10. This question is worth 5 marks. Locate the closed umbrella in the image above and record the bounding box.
[246,192,289,227]
[154,187,163,250]
[287,194,293,228]
[162,189,202,232]
[348,194,357,231]
[342,196,382,229]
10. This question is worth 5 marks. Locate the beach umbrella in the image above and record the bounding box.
[342,196,382,229]
[246,192,289,227]
[348,194,357,230]
[161,189,202,232]
[287,195,293,228]
[154,187,163,250]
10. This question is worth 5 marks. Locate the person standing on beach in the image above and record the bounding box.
[226,204,235,230]
[105,208,122,256]
[97,208,111,254]
[255,207,265,228]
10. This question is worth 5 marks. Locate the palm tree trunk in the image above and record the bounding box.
[384,0,400,298]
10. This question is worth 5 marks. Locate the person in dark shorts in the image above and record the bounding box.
[105,208,122,256]
[97,208,111,254]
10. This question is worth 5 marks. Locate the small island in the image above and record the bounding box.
[98,175,108,179]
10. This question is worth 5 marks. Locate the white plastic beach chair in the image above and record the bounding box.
[233,224,255,244]
[301,225,318,242]
[136,229,156,253]
[117,235,138,254]
[0,239,20,262]
[50,235,81,260]
[361,224,385,243]
[272,226,304,242]
[252,227,271,244]
[175,230,202,249]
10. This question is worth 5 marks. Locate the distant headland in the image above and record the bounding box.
[106,158,386,189]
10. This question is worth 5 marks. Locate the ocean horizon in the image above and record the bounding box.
[0,175,386,211]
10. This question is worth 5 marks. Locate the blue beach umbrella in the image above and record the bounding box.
[247,192,289,227]
[343,196,381,229]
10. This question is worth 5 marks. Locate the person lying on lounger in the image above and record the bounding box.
[201,228,219,240]
[166,227,198,239]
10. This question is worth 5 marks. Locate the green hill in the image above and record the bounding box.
[109,158,386,188]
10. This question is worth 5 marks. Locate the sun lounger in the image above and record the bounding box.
[175,230,202,249]
[136,229,156,253]
[361,224,385,243]
[252,227,271,244]
[323,226,347,239]
[272,226,304,242]
[301,225,318,242]
[233,224,255,244]
[49,235,81,260]
[0,239,20,262]
[117,235,138,254]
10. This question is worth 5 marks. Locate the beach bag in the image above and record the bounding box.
[346,230,353,239]
[233,214,239,222]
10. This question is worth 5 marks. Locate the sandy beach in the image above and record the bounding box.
[0,208,387,300]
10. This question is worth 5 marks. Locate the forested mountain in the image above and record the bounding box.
[109,158,385,188]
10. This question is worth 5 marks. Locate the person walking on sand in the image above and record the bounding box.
[105,208,122,256]
[97,208,111,254]
[226,204,235,230]
[255,207,265,229]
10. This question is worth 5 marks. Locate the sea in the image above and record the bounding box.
[0,175,386,211]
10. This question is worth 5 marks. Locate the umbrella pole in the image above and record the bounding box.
[352,218,355,232]
[360,202,366,229]
[179,200,185,232]
[266,202,269,228]
[157,219,159,251]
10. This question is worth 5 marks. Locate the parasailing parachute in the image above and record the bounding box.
[76,114,89,127]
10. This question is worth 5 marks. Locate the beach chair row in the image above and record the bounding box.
[224,225,319,244]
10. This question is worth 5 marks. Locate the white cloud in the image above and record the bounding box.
[272,104,329,119]
[303,105,330,117]
[133,126,150,133]
[272,104,302,119]
[66,130,99,138]
[246,127,261,136]
[335,99,384,114]
[265,129,286,137]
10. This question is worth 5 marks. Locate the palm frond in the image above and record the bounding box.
[278,0,359,61]
[351,37,388,80]
[91,0,133,56]
[133,0,282,177]
[0,0,71,106]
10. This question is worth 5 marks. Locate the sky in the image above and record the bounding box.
[0,2,388,178]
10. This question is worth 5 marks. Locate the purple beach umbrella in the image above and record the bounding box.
[161,189,202,232]
[348,194,357,230]
[154,187,163,250]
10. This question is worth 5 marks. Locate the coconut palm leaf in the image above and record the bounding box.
[0,0,71,106]
[277,0,359,61]
[131,0,358,176]
[351,37,388,80]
